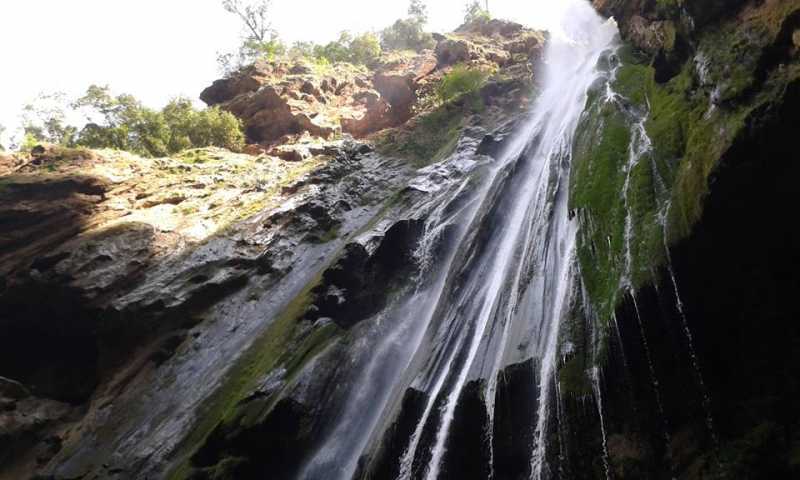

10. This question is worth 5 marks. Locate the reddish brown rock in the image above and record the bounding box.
[201,20,545,144]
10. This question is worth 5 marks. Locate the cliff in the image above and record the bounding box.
[562,0,800,477]
[0,20,546,479]
[1,3,799,479]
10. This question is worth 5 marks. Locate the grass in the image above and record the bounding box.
[436,65,489,103]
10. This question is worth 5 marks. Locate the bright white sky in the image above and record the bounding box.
[0,0,567,146]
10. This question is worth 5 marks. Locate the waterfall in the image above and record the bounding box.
[300,2,620,479]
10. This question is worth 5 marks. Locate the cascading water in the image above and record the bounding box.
[301,2,620,479]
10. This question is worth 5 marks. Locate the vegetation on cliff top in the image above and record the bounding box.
[18,86,244,157]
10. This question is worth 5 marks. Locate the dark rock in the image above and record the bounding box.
[440,379,492,480]
[309,218,424,329]
[492,359,538,480]
[0,377,30,400]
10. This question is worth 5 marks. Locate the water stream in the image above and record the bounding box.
[302,2,620,478]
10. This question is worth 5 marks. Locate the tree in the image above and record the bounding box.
[464,0,490,24]
[408,0,428,24]
[312,31,382,65]
[381,0,435,52]
[20,92,78,146]
[222,0,274,43]
[219,0,285,75]
[288,41,316,59]
[162,97,244,153]
[74,86,244,157]
[345,32,382,65]
[0,124,6,151]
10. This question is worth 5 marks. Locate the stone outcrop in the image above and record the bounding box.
[557,0,800,478]
[201,20,545,145]
[0,138,404,478]
[3,4,799,479]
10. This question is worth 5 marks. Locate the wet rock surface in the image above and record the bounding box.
[0,137,414,478]
[561,2,800,478]
[3,6,800,480]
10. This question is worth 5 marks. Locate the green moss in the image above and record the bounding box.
[571,94,631,321]
[571,2,800,377]
[314,225,341,244]
[376,92,484,167]
[176,148,217,164]
[559,356,592,398]
[167,273,337,479]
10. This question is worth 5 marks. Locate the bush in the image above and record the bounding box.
[436,65,489,103]
[162,98,245,154]
[218,38,287,76]
[348,32,382,65]
[288,41,316,58]
[71,86,244,157]
[464,1,491,24]
[315,32,354,63]
[313,32,382,65]
[381,18,435,52]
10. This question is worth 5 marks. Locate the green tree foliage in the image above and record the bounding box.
[464,0,491,24]
[73,86,244,157]
[436,65,488,103]
[219,0,285,75]
[288,41,316,59]
[17,86,244,157]
[408,0,428,23]
[20,92,78,146]
[162,97,245,153]
[73,85,167,155]
[313,31,382,65]
[0,124,6,151]
[343,32,382,65]
[381,0,435,52]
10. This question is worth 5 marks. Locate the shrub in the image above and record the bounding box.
[464,1,491,24]
[288,41,316,58]
[71,86,244,157]
[313,31,382,66]
[218,38,287,76]
[314,32,353,64]
[436,65,489,103]
[381,18,436,52]
[347,32,382,65]
[162,98,245,153]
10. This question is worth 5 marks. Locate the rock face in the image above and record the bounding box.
[3,6,799,480]
[0,18,544,479]
[0,139,410,478]
[200,21,544,144]
[561,0,800,478]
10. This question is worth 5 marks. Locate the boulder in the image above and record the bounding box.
[267,144,312,163]
[200,62,274,106]
[435,38,475,66]
[370,50,437,125]
[0,377,30,400]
